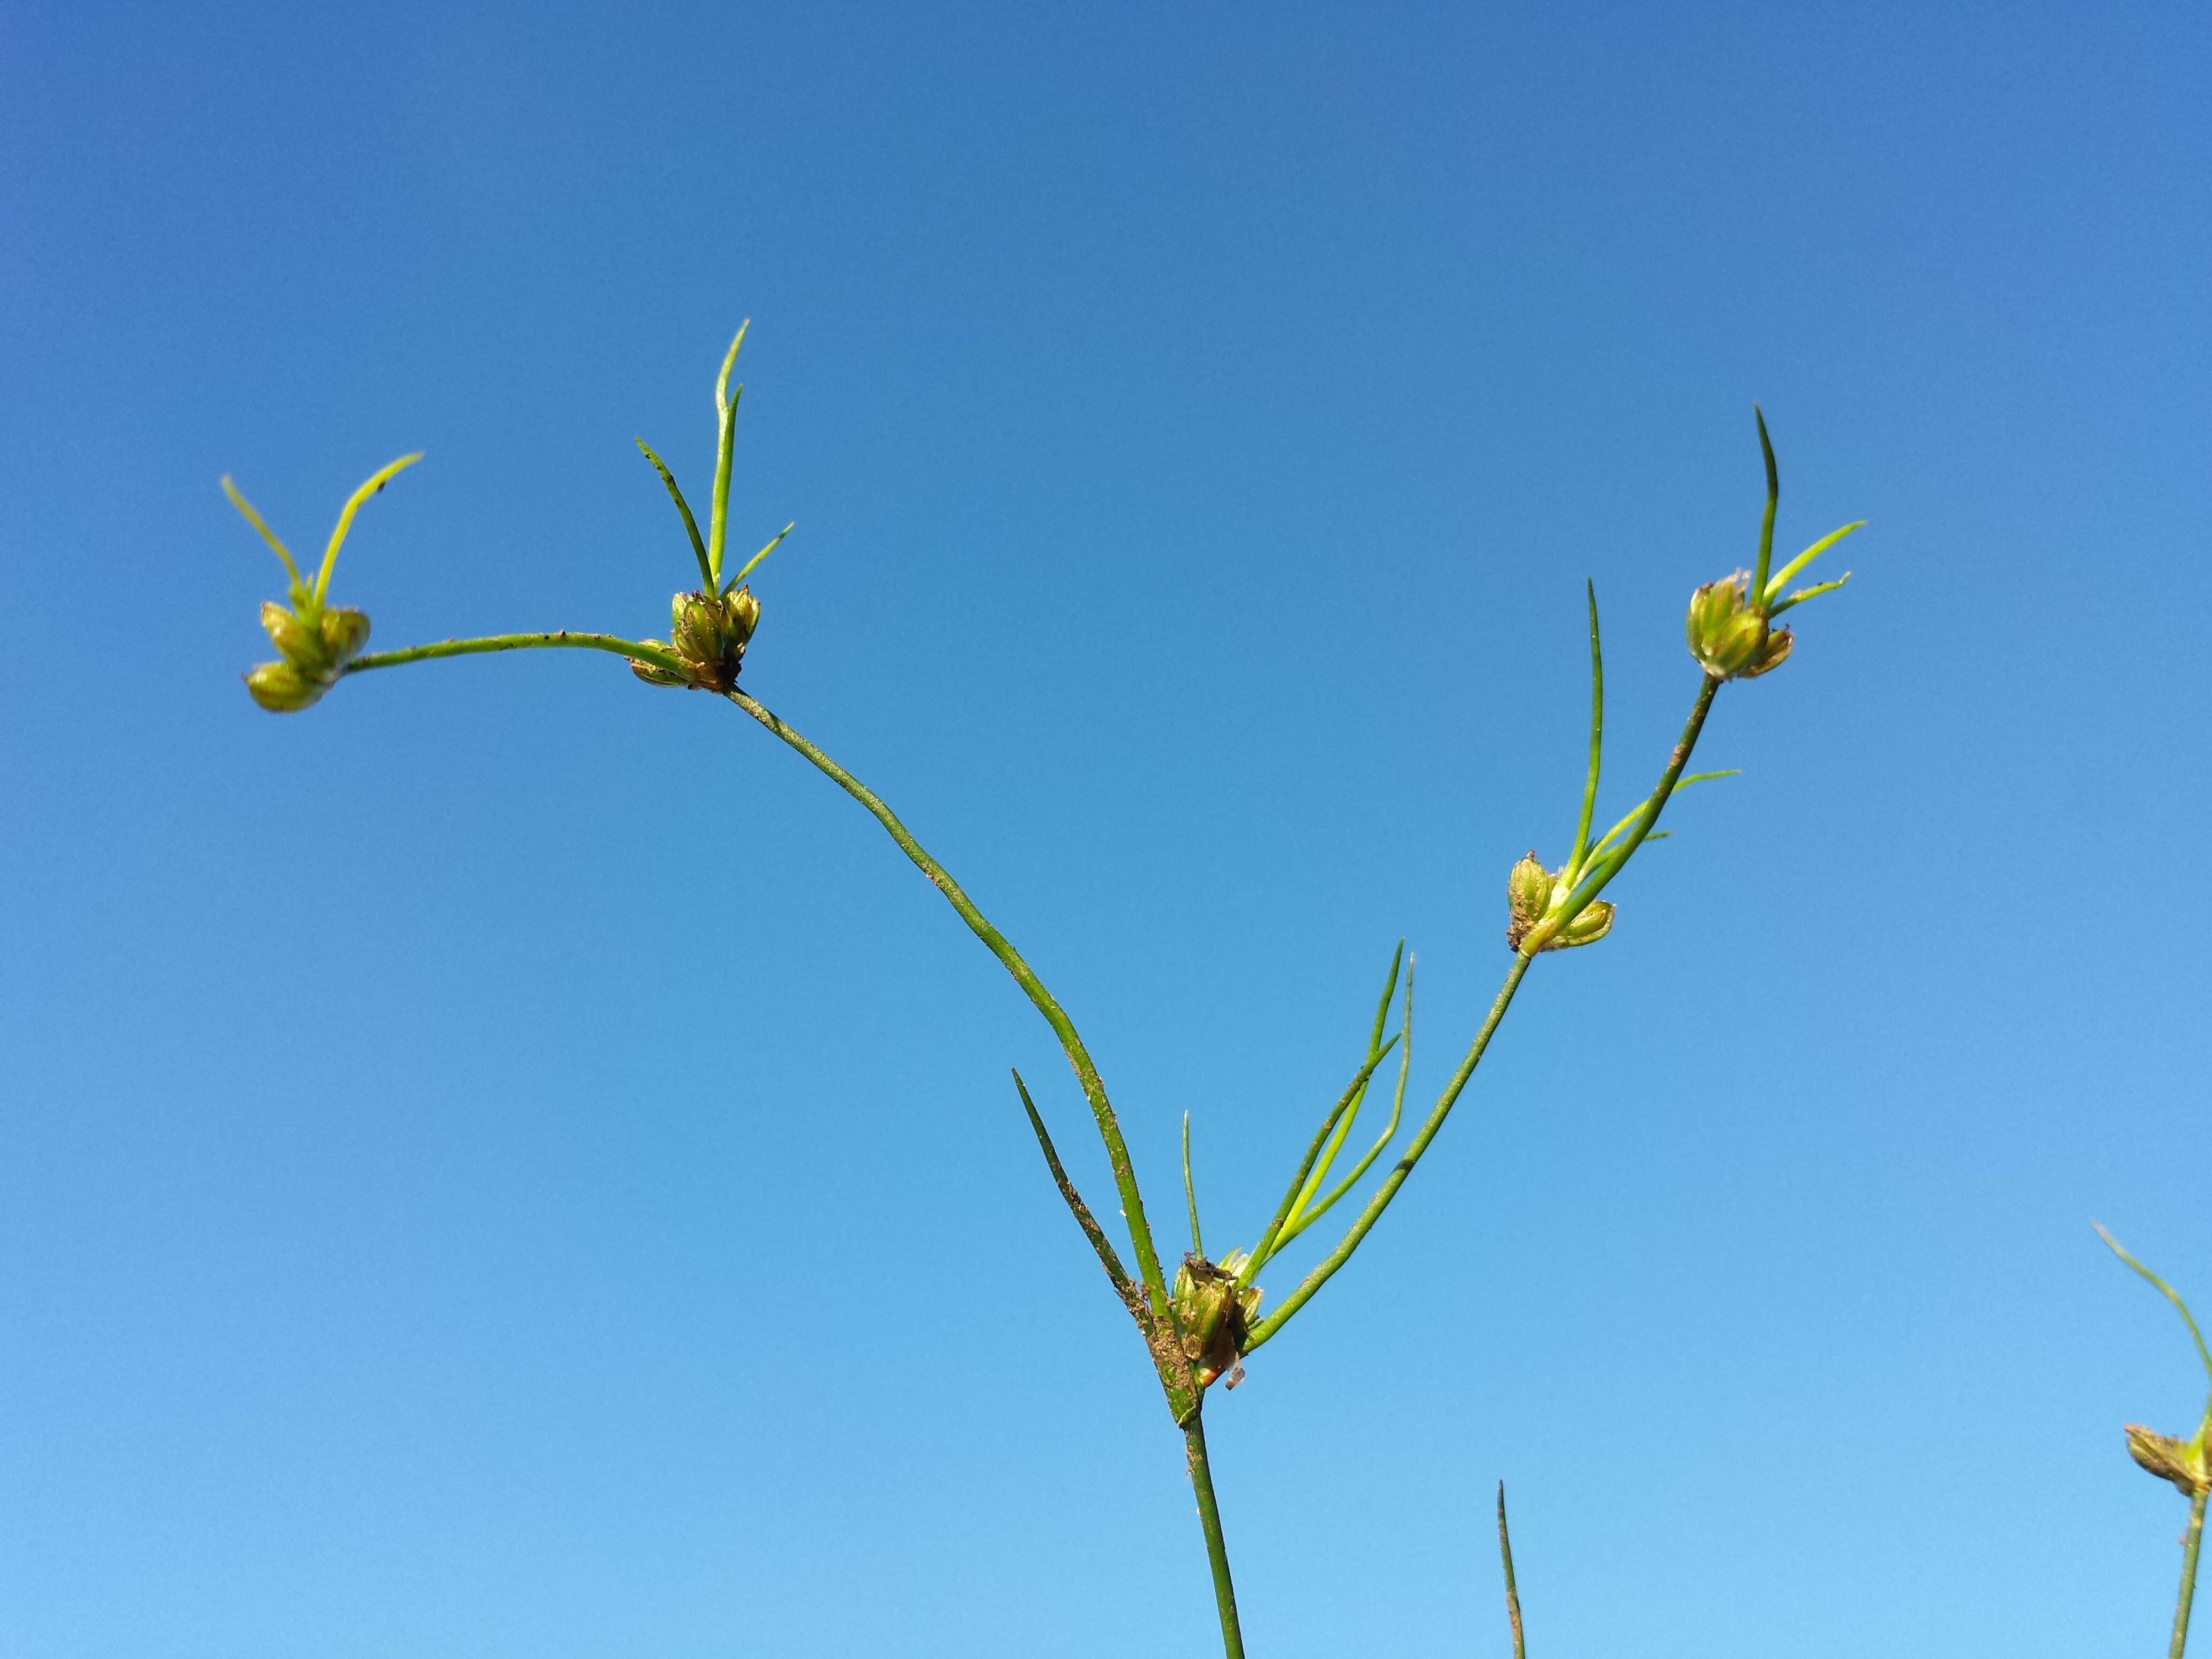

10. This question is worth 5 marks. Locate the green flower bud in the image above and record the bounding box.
[1685,572,1772,679]
[260,600,322,670]
[670,590,722,663]
[724,585,761,646]
[317,605,371,667]
[1507,851,1616,955]
[1505,851,1551,953]
[2126,1424,2209,1498]
[1550,899,1615,949]
[627,641,689,687]
[660,587,761,693]
[1736,623,1793,679]
[244,659,326,713]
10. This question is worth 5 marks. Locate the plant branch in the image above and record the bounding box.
[1243,951,1531,1351]
[343,631,689,678]
[726,689,1177,1322]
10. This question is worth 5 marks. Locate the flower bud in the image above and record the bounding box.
[1505,852,1550,953]
[260,600,321,669]
[2126,1424,2209,1498]
[1736,623,1793,679]
[1685,572,1772,679]
[724,585,761,646]
[317,606,371,667]
[627,641,689,687]
[245,659,326,713]
[1550,899,1615,949]
[660,586,761,693]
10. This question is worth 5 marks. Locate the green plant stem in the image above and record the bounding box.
[1245,952,1532,1351]
[726,689,1176,1322]
[344,631,688,678]
[2176,1489,2207,1659]
[1185,1415,1245,1659]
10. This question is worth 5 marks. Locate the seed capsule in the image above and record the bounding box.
[2126,1424,2209,1498]
[1685,572,1772,679]
[244,660,325,713]
[317,606,371,667]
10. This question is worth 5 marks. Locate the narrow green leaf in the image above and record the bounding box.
[1584,770,1739,865]
[1014,1068,1143,1315]
[1762,520,1865,605]
[1752,404,1780,604]
[707,321,750,585]
[636,438,713,591]
[1279,955,1416,1247]
[1246,1034,1400,1281]
[1284,943,1404,1232]
[220,476,304,588]
[1498,1483,1528,1659]
[316,453,422,601]
[1568,580,1604,876]
[726,522,795,592]
[2099,1224,2212,1396]
[1183,1111,1204,1259]
[1768,572,1852,616]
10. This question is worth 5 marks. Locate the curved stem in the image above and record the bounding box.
[343,631,687,677]
[2176,1489,2207,1659]
[1244,952,1532,1351]
[1185,1415,1245,1659]
[725,689,1176,1322]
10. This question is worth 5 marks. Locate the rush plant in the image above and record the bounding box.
[2101,1228,2212,1658]
[226,324,1861,1655]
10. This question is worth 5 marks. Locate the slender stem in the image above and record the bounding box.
[1244,952,1531,1351]
[726,689,1176,1321]
[1557,674,1721,924]
[1185,1415,1245,1659]
[2175,1489,2207,1659]
[343,631,687,677]
[1497,1482,1527,1659]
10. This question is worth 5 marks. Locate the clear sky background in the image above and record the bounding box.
[4,3,2209,1655]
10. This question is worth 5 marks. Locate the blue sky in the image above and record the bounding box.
[4,2,2209,1654]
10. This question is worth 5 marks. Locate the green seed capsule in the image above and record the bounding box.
[1685,572,1772,679]
[317,606,372,667]
[2126,1424,2209,1498]
[244,659,325,713]
[260,600,324,670]
[1549,899,1615,950]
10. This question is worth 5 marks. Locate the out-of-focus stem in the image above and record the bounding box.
[344,631,687,677]
[2174,1488,2207,1659]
